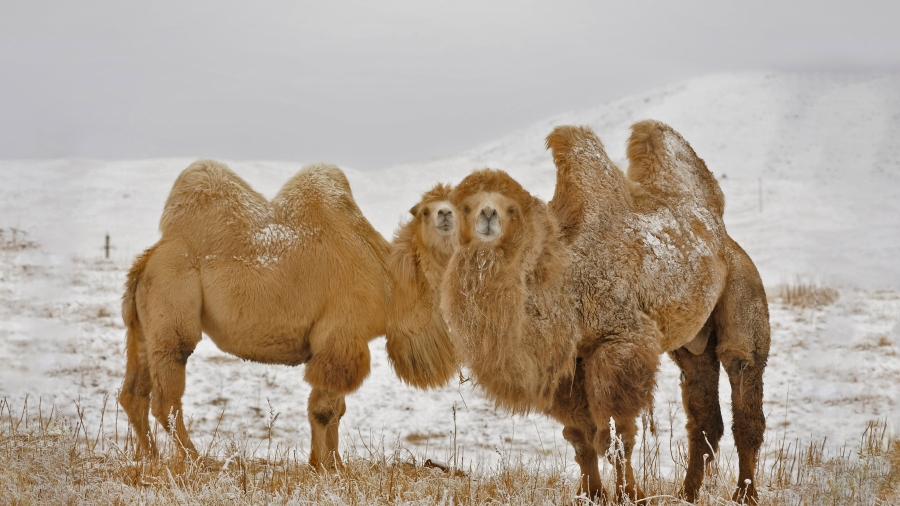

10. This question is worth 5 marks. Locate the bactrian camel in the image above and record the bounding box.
[119,162,455,469]
[441,121,770,503]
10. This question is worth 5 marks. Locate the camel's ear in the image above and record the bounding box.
[409,204,420,217]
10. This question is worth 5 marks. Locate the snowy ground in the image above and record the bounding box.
[1,72,899,480]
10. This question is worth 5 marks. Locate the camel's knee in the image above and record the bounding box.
[593,424,612,456]
[150,398,177,427]
[119,390,149,421]
[563,426,597,459]
[308,388,346,428]
[723,358,765,406]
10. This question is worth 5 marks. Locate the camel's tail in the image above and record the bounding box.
[626,120,725,218]
[122,245,158,355]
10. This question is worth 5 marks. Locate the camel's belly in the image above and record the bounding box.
[657,310,711,352]
[202,315,313,366]
[198,264,319,366]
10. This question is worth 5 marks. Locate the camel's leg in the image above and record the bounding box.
[119,321,155,458]
[148,339,200,457]
[562,425,606,502]
[723,357,765,504]
[585,327,660,503]
[303,318,369,470]
[307,387,346,470]
[606,415,642,502]
[141,253,202,458]
[670,326,725,503]
[551,358,608,502]
[715,243,771,504]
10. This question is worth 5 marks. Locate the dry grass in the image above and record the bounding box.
[775,281,840,310]
[0,227,38,251]
[1,396,899,505]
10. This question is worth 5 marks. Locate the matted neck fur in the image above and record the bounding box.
[442,169,578,414]
[386,183,459,389]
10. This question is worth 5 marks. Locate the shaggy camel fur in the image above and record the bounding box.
[385,183,458,389]
[441,172,579,414]
[119,161,392,469]
[442,122,770,503]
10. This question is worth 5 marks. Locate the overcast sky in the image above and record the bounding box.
[2,1,898,170]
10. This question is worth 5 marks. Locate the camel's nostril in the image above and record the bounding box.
[480,207,497,220]
[438,209,452,218]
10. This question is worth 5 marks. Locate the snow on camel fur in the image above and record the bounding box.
[550,122,770,503]
[119,161,392,470]
[443,122,770,504]
[386,183,458,389]
[441,170,579,414]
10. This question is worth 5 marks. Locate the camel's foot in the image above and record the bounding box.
[732,480,758,504]
[615,484,645,504]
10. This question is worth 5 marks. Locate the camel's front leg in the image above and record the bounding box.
[606,415,643,502]
[585,327,661,503]
[307,387,346,470]
[562,425,606,502]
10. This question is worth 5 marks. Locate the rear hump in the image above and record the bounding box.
[626,120,725,218]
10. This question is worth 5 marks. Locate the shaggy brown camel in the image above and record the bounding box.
[385,183,458,389]
[119,161,393,469]
[442,122,770,503]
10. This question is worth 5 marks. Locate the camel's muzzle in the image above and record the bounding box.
[435,207,454,235]
[475,206,501,241]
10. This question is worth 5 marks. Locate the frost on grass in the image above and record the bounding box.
[2,396,900,505]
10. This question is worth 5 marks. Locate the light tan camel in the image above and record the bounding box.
[119,161,393,469]
[385,183,458,389]
[442,122,770,503]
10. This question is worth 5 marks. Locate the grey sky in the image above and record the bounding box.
[1,0,898,170]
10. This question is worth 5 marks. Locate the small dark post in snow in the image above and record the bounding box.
[105,234,111,259]
[758,177,763,213]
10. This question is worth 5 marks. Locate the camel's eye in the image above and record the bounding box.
[508,207,515,216]
[423,209,430,217]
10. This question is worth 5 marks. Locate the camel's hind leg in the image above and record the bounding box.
[670,323,725,503]
[714,246,771,504]
[307,387,346,470]
[119,323,155,458]
[140,250,203,458]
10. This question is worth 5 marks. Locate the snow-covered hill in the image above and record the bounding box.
[1,72,899,479]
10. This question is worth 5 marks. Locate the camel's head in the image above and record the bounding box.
[408,183,458,259]
[450,169,534,249]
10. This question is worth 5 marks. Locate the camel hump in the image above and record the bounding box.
[274,163,359,221]
[160,159,269,236]
[546,125,623,244]
[626,120,725,217]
